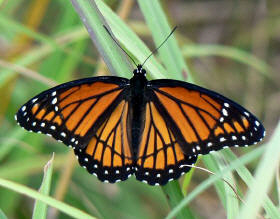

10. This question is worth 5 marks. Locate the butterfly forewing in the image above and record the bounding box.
[149,79,265,156]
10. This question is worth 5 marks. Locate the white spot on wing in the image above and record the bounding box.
[52,98,57,105]
[222,108,228,116]
[61,132,66,137]
[22,106,26,111]
[224,103,230,107]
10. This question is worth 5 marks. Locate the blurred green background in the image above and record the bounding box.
[0,0,279,219]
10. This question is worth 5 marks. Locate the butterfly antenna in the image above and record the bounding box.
[142,26,178,67]
[103,25,137,67]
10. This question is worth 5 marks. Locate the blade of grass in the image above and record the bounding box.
[161,181,195,219]
[0,153,66,179]
[222,149,280,219]
[166,146,265,219]
[0,128,26,161]
[182,44,271,76]
[96,0,167,79]
[237,122,280,219]
[137,0,193,82]
[71,0,131,77]
[0,209,8,219]
[0,13,57,48]
[0,178,96,219]
[0,25,87,88]
[32,154,54,219]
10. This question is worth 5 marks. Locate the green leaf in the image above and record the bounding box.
[165,146,265,219]
[32,154,54,219]
[237,122,280,219]
[137,0,193,82]
[0,177,96,219]
[222,149,280,219]
[71,0,131,77]
[95,0,167,79]
[0,209,8,219]
[182,44,271,76]
[162,181,195,219]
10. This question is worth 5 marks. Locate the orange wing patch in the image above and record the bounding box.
[150,84,264,157]
[84,100,133,167]
[73,100,134,183]
[135,101,198,185]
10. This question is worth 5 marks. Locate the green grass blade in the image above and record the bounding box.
[138,0,193,82]
[71,0,130,77]
[95,0,167,79]
[237,122,280,219]
[166,146,265,219]
[0,177,97,219]
[0,13,57,48]
[32,154,54,219]
[221,149,280,219]
[203,153,240,218]
[0,209,8,219]
[161,181,195,219]
[0,128,25,161]
[0,26,87,88]
[182,44,271,76]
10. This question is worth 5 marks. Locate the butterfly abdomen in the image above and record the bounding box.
[129,74,148,157]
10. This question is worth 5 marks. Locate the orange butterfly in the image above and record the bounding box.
[15,63,265,185]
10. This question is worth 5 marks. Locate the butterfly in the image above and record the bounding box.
[15,63,265,186]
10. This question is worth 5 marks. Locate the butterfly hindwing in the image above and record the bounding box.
[148,79,265,156]
[135,101,197,185]
[74,100,135,183]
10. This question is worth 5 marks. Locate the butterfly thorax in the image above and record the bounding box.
[129,65,148,157]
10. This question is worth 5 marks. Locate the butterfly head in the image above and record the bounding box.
[133,65,146,76]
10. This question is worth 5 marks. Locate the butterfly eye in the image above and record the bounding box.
[133,69,138,74]
[142,69,146,74]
